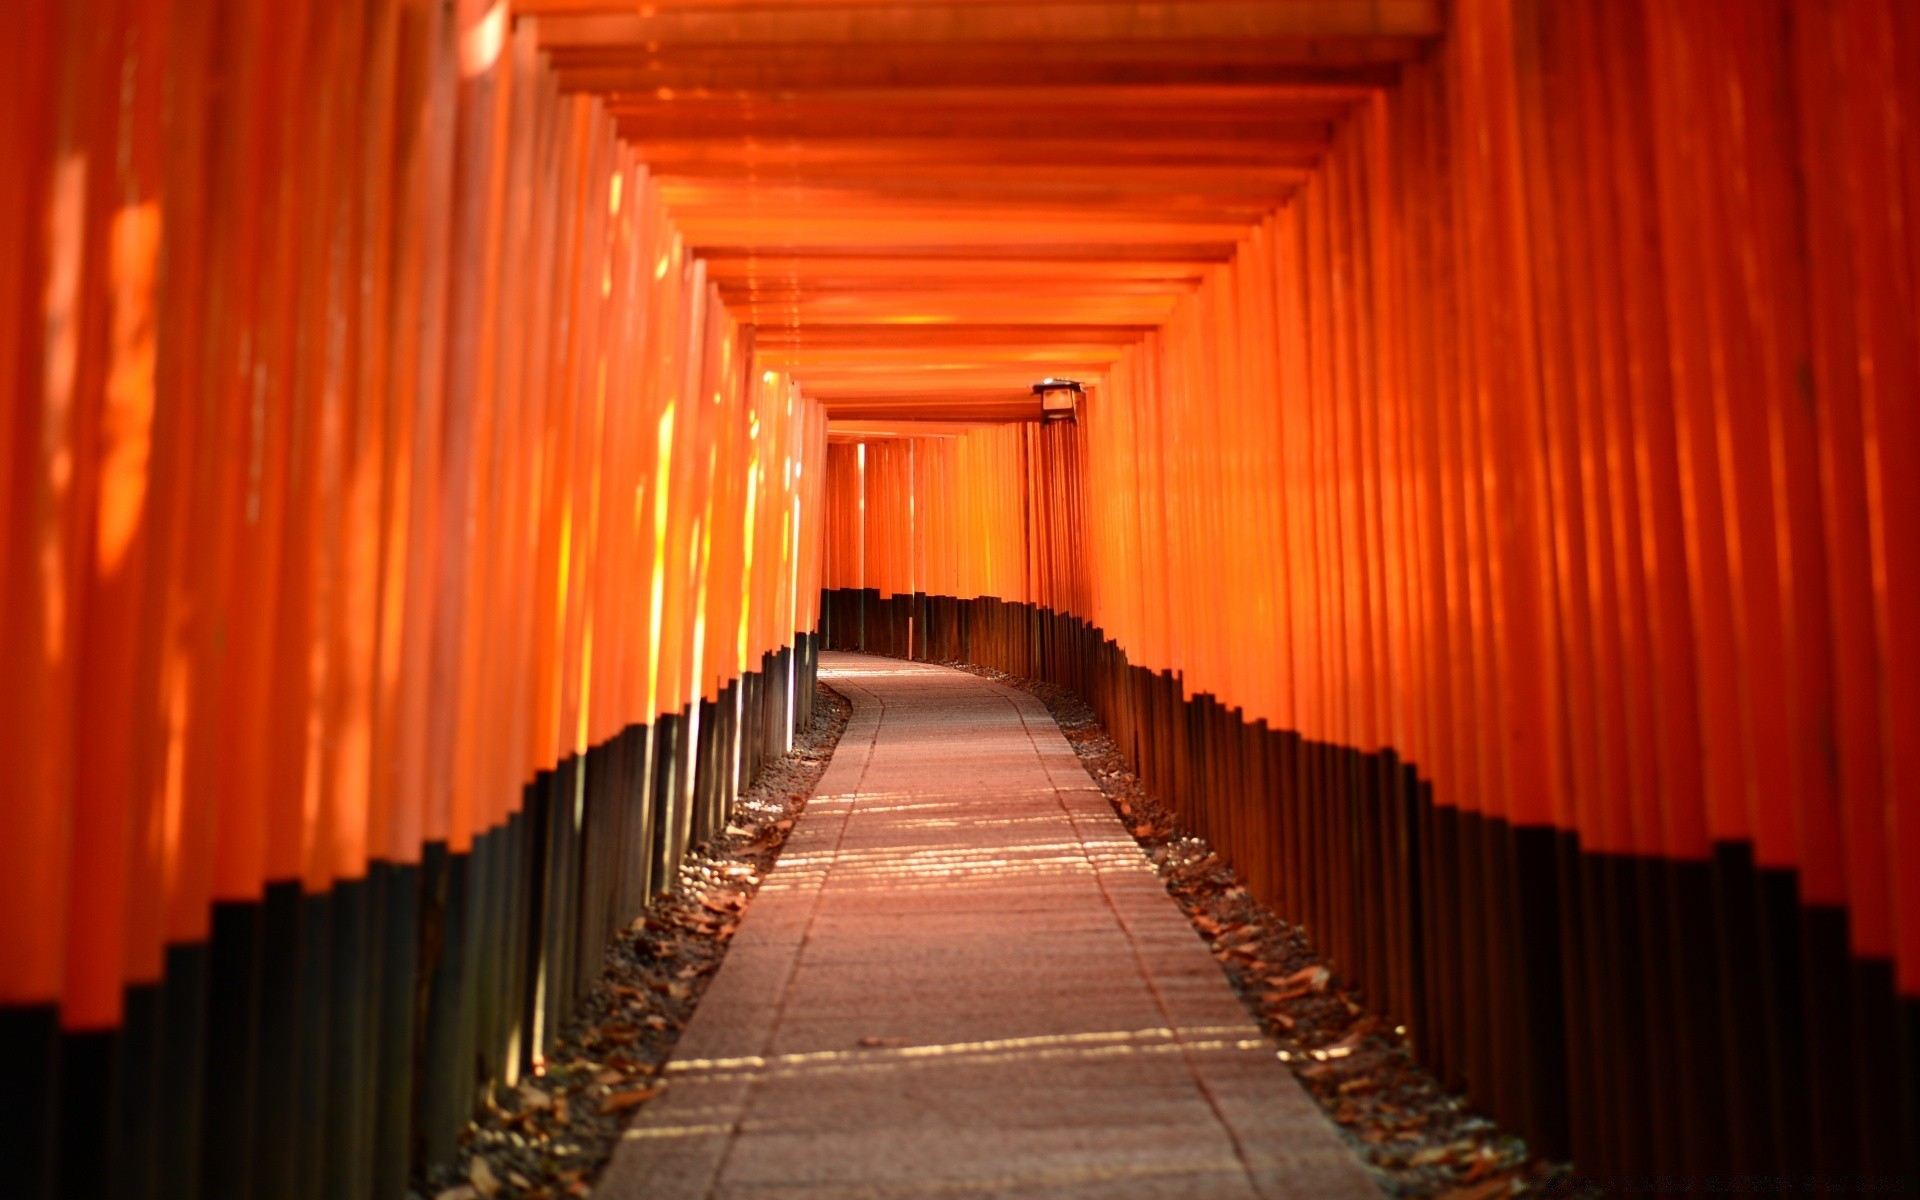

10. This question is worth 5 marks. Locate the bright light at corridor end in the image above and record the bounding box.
[1032,378,1083,425]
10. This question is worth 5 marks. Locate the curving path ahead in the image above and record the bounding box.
[598,653,1379,1199]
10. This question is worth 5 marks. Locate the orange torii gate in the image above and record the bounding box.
[2,1,825,1194]
[5,0,1920,1196]
[814,0,1920,1186]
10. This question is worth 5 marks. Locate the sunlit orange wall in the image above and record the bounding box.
[822,0,1920,1001]
[0,5,827,1029]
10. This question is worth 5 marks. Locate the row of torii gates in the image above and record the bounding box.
[3,0,1918,1196]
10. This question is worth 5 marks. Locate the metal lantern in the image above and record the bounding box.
[1032,377,1083,424]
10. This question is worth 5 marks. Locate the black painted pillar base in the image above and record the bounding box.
[201,898,264,1200]
[56,1027,115,1200]
[1901,996,1920,1181]
[1508,823,1570,1161]
[0,1004,59,1199]
[117,982,164,1200]
[253,879,304,1200]
[323,875,373,1200]
[157,941,209,1200]
[418,840,476,1171]
[370,860,420,1198]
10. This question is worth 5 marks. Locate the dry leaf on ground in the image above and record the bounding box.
[600,1085,665,1115]
[1438,1177,1516,1200]
[1273,964,1331,992]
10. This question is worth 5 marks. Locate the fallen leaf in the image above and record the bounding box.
[1192,914,1223,936]
[468,1156,501,1198]
[1439,1177,1515,1200]
[1322,1030,1366,1056]
[517,1084,553,1111]
[774,819,795,832]
[1273,965,1331,992]
[594,1069,624,1086]
[600,1085,665,1114]
[1410,1140,1474,1167]
[434,1187,478,1200]
[1462,1152,1504,1183]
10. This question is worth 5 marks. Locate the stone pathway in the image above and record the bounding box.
[597,653,1379,1199]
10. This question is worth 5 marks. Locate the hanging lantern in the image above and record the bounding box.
[1032,377,1083,425]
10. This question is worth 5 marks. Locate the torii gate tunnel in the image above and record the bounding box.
[3,0,1918,1196]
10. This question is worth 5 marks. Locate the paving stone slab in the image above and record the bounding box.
[598,653,1378,1200]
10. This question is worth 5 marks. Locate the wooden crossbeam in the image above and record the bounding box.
[508,0,1439,419]
[528,3,1443,47]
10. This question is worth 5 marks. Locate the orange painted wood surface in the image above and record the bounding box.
[804,0,1920,1040]
[1,0,826,1025]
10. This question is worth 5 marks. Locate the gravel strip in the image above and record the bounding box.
[424,683,852,1200]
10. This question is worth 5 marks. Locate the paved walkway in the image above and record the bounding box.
[599,654,1378,1199]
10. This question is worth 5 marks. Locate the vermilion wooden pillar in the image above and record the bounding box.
[811,0,1920,1183]
[0,5,828,1196]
